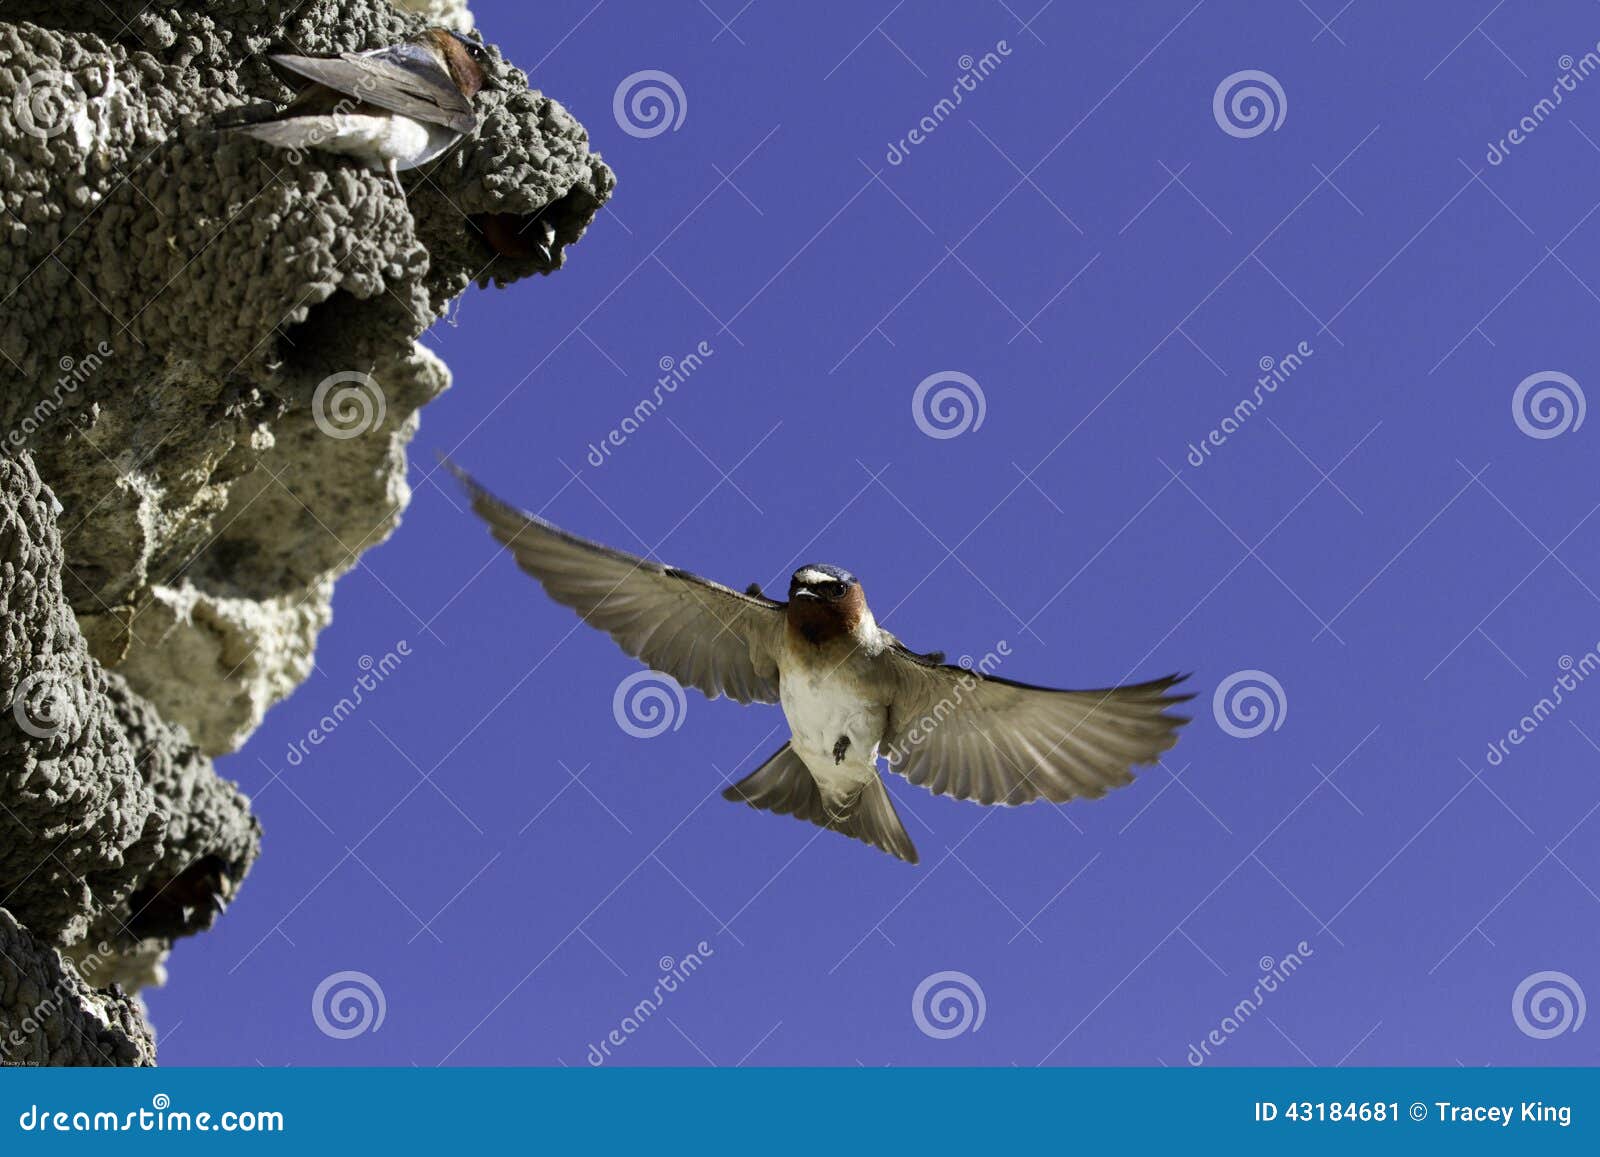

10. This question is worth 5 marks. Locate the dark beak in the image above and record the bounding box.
[793,588,820,601]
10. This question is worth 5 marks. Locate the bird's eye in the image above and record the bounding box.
[826,582,847,598]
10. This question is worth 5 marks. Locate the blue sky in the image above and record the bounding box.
[153,0,1599,1066]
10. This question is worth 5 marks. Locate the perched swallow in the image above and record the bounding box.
[450,467,1191,864]
[232,29,490,197]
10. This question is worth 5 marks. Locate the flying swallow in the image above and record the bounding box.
[231,29,490,200]
[450,466,1191,864]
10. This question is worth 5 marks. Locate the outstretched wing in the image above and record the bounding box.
[882,647,1190,806]
[271,43,476,133]
[450,464,785,704]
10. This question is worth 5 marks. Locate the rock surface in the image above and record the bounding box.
[0,0,614,1063]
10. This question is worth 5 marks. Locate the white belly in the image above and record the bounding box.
[397,119,465,171]
[311,114,455,170]
[779,665,885,804]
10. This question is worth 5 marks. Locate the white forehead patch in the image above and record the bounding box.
[794,569,840,586]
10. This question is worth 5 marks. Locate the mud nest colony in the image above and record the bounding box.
[0,0,614,1064]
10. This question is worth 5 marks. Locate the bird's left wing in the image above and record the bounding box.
[451,465,785,704]
[271,44,477,133]
[882,646,1190,805]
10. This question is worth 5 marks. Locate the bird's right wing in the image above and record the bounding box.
[271,44,477,133]
[882,646,1190,806]
[450,464,786,704]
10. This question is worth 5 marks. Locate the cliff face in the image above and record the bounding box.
[0,0,613,1064]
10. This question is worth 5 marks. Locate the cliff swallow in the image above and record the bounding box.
[471,211,559,264]
[231,29,490,197]
[451,467,1191,864]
